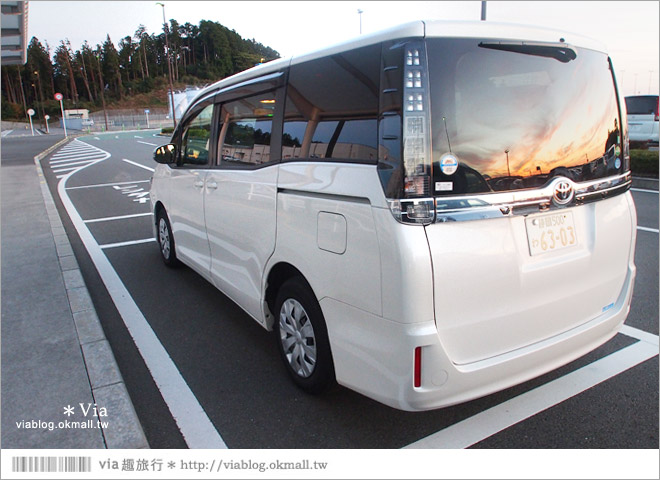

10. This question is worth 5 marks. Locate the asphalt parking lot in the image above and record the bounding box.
[19,131,660,450]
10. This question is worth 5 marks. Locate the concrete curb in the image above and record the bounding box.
[33,137,149,449]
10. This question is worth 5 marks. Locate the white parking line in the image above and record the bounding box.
[405,332,658,449]
[85,212,152,224]
[637,226,659,233]
[631,188,659,194]
[52,165,92,174]
[51,152,105,161]
[122,158,155,172]
[50,156,104,165]
[2,129,13,137]
[66,180,151,190]
[99,238,156,249]
[137,140,158,146]
[49,159,97,168]
[51,141,227,449]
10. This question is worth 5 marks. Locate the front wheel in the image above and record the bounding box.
[274,277,335,394]
[156,209,179,267]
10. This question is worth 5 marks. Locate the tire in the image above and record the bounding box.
[156,209,179,267]
[274,277,335,394]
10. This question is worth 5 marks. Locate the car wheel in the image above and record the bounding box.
[157,209,179,267]
[275,277,335,394]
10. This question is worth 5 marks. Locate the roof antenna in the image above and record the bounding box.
[443,117,452,153]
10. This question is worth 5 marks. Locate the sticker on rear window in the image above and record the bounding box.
[440,153,458,176]
[435,181,453,191]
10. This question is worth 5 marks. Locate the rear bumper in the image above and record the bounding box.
[629,129,659,143]
[322,263,635,411]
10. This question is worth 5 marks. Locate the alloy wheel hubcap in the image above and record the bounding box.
[279,298,317,378]
[158,218,170,259]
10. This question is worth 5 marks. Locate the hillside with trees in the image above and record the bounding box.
[1,19,280,122]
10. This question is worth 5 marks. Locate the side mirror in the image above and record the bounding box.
[153,144,177,164]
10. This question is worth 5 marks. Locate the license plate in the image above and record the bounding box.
[525,211,578,256]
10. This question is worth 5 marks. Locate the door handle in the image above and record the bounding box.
[206,181,218,190]
[193,180,204,189]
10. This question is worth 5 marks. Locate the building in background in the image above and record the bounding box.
[1,1,28,66]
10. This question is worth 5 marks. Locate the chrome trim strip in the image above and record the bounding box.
[414,172,631,223]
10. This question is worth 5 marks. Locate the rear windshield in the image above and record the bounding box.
[427,38,624,195]
[625,95,658,115]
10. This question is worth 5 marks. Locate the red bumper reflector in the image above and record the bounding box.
[414,347,422,388]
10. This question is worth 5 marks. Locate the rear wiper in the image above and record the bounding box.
[479,41,577,63]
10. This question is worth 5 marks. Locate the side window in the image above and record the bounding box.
[217,92,275,167]
[283,44,380,163]
[180,104,214,166]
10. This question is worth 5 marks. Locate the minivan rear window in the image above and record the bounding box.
[625,95,659,115]
[426,38,624,195]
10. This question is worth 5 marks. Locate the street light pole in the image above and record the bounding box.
[33,71,46,128]
[481,1,487,21]
[157,2,177,127]
[357,9,363,35]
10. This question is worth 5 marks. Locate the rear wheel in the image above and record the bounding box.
[274,277,335,394]
[156,209,179,267]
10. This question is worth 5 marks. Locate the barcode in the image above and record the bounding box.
[11,456,91,473]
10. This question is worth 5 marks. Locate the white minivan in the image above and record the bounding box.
[150,20,637,411]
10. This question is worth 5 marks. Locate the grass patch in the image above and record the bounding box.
[161,126,174,135]
[630,149,659,177]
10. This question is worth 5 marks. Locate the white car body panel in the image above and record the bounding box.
[205,166,278,324]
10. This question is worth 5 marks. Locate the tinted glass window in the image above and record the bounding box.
[283,44,380,162]
[180,104,214,166]
[625,95,658,115]
[218,92,275,166]
[426,38,623,195]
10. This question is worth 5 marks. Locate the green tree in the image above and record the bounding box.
[101,35,123,99]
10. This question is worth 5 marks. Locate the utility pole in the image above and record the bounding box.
[357,9,363,35]
[157,2,177,127]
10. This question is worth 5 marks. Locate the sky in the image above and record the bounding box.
[27,1,659,97]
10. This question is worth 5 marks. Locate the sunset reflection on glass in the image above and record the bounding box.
[428,39,622,194]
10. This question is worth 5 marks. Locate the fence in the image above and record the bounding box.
[76,109,175,133]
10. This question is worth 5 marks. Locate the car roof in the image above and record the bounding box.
[193,20,607,105]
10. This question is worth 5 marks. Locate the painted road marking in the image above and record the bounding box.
[51,152,105,161]
[137,140,158,146]
[112,184,150,204]
[51,160,97,172]
[2,130,13,137]
[52,166,90,174]
[51,141,227,449]
[404,326,658,449]
[631,188,659,194]
[99,238,156,249]
[122,158,155,172]
[84,212,152,224]
[66,180,151,190]
[637,226,659,233]
[50,156,104,165]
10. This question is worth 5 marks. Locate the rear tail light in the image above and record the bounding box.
[385,40,435,225]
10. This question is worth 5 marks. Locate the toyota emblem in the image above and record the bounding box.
[552,179,574,206]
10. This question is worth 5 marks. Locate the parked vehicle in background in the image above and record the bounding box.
[149,20,636,411]
[625,95,659,148]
